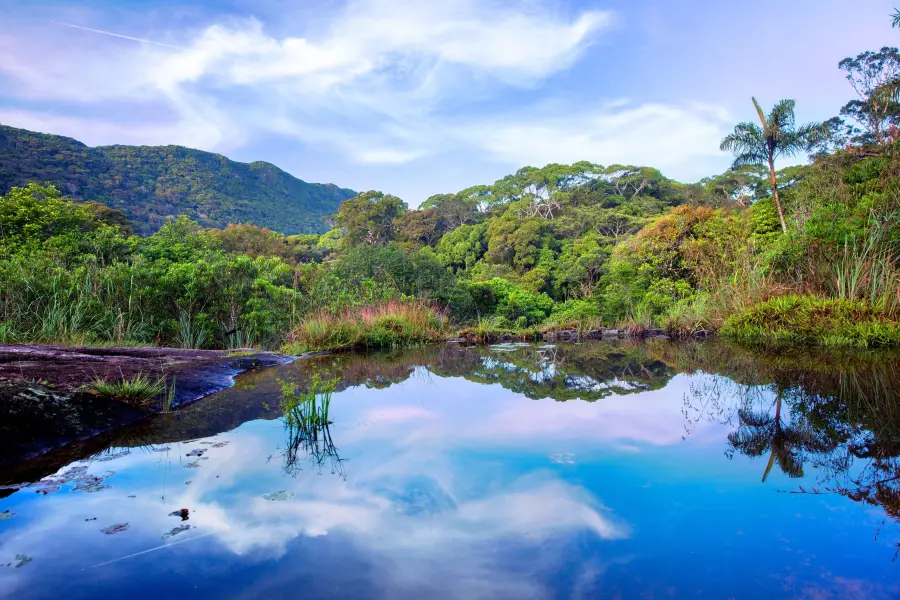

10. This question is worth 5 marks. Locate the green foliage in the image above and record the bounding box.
[549,299,601,323]
[467,278,553,326]
[0,125,355,235]
[333,191,407,246]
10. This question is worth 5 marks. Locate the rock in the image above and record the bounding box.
[0,344,292,464]
[601,329,620,338]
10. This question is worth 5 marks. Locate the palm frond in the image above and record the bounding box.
[893,8,900,28]
[752,97,767,128]
[769,99,797,132]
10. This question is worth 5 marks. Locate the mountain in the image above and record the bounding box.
[0,125,356,235]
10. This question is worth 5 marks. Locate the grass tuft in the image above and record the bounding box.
[88,373,165,410]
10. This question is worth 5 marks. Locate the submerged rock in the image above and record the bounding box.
[0,510,14,520]
[263,491,294,501]
[101,523,129,535]
[162,524,193,539]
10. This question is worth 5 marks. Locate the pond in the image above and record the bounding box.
[1,340,899,599]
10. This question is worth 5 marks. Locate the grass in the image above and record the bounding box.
[721,294,900,349]
[284,300,449,352]
[659,295,715,339]
[88,373,166,410]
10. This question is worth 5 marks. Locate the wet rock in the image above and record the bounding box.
[85,517,97,521]
[169,508,190,520]
[101,523,129,535]
[184,460,201,469]
[185,449,205,457]
[600,329,620,338]
[35,485,60,495]
[0,510,14,520]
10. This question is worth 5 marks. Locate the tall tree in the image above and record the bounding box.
[838,47,900,145]
[333,191,407,246]
[720,98,828,234]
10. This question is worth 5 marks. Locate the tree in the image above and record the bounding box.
[838,47,900,145]
[720,98,828,234]
[333,191,407,246]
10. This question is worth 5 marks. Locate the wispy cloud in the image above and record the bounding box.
[0,0,735,194]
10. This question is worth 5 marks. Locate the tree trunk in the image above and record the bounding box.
[767,157,788,234]
[761,391,783,483]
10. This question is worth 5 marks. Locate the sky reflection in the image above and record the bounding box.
[1,342,899,599]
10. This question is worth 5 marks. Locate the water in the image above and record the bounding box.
[1,340,899,599]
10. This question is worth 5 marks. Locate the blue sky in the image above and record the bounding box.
[1,0,897,204]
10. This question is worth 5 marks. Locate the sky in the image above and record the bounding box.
[1,0,898,205]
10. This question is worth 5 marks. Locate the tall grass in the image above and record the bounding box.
[285,300,449,352]
[831,217,900,317]
[177,310,208,349]
[619,304,654,336]
[660,294,714,338]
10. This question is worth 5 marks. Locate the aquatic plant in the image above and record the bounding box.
[278,375,344,477]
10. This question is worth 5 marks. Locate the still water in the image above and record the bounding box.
[1,340,899,599]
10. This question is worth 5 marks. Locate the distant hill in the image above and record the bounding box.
[0,125,356,235]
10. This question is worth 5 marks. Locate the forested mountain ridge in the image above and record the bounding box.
[0,125,356,234]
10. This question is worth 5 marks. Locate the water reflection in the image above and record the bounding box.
[1,340,899,598]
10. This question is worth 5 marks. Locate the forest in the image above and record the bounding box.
[0,125,356,235]
[1,18,899,353]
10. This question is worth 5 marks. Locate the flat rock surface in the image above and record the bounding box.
[0,345,228,394]
[0,344,292,463]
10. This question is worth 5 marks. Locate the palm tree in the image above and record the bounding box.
[728,389,806,482]
[720,98,828,234]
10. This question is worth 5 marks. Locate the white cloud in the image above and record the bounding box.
[456,102,734,177]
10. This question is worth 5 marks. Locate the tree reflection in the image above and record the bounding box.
[685,351,900,554]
